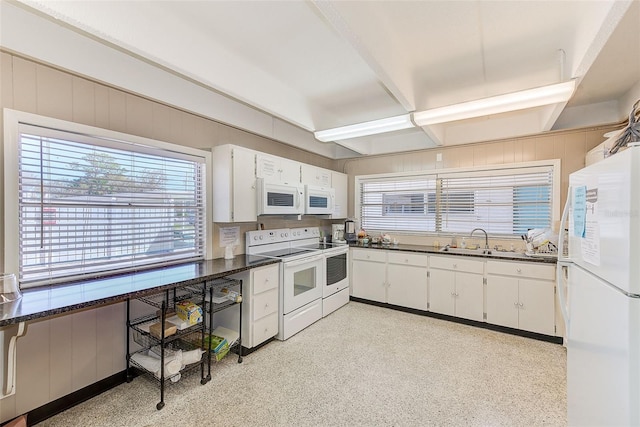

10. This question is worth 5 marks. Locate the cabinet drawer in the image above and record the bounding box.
[429,255,484,274]
[486,260,555,280]
[387,252,428,267]
[253,312,278,345]
[253,288,278,320]
[253,264,279,294]
[351,248,386,263]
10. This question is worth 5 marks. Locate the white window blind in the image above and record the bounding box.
[359,177,437,232]
[358,166,554,237]
[439,169,553,234]
[17,125,206,286]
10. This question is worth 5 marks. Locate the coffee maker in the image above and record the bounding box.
[344,219,357,243]
[332,224,346,244]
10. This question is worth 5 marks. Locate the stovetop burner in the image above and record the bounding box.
[253,247,318,259]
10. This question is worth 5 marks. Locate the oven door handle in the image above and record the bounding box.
[284,254,324,267]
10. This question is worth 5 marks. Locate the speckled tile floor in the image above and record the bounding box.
[37,302,567,426]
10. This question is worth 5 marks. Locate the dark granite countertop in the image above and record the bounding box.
[0,256,280,327]
[349,242,557,264]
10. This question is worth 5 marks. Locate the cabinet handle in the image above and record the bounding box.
[517,268,522,273]
[514,302,519,308]
[519,302,524,307]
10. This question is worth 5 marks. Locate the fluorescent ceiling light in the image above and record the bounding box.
[314,114,413,142]
[412,80,576,126]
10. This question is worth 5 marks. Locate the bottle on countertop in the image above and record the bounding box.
[460,237,467,249]
[450,236,458,248]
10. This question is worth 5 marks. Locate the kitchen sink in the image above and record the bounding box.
[438,246,531,259]
[439,247,492,255]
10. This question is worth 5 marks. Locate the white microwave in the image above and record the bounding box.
[304,185,335,215]
[257,178,304,215]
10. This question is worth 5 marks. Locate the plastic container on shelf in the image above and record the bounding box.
[0,273,21,304]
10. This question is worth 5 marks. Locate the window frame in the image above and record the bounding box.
[355,159,560,238]
[3,109,213,288]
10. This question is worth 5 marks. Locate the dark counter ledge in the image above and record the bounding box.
[0,256,280,327]
[349,242,558,264]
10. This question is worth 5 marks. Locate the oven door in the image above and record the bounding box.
[282,253,325,314]
[324,247,349,297]
[304,185,335,215]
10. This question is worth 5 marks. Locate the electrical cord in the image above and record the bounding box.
[610,99,640,154]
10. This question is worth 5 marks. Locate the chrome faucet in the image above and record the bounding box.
[470,228,490,252]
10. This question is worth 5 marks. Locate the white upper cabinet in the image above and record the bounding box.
[256,153,300,185]
[331,171,348,219]
[213,145,258,222]
[300,164,332,187]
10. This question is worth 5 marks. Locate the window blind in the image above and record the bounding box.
[358,166,553,237]
[438,170,553,234]
[18,126,206,286]
[359,177,437,232]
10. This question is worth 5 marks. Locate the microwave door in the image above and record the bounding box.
[305,186,335,214]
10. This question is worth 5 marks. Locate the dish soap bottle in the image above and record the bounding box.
[460,237,467,249]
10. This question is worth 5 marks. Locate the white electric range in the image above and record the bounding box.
[245,228,325,340]
[292,231,350,317]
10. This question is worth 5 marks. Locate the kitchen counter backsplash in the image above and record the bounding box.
[349,241,557,264]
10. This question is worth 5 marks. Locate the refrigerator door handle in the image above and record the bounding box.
[556,186,572,340]
[557,185,571,262]
[557,261,571,337]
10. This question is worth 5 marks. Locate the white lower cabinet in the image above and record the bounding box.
[387,252,428,310]
[351,249,388,303]
[351,248,558,337]
[429,255,484,322]
[351,249,428,310]
[486,260,556,336]
[231,263,280,349]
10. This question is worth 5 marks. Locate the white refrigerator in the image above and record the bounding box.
[558,142,640,426]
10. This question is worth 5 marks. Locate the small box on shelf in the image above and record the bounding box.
[149,321,177,339]
[176,300,203,325]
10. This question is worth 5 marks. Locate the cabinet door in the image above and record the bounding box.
[486,275,519,329]
[351,260,386,303]
[331,171,348,218]
[428,268,456,317]
[455,271,484,322]
[301,164,331,187]
[279,157,301,185]
[387,263,427,310]
[518,278,555,336]
[232,147,257,222]
[256,153,279,181]
[256,153,299,184]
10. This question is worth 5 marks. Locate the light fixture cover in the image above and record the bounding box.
[412,80,576,126]
[314,114,414,142]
